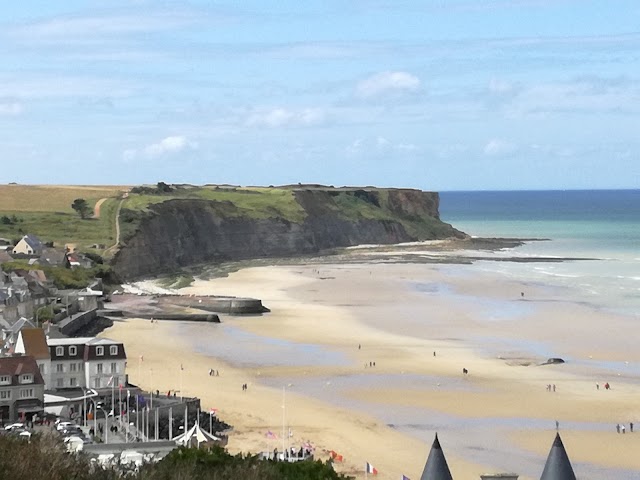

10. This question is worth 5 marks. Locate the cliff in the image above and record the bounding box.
[112,187,465,280]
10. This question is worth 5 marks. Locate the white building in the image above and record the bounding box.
[47,337,127,390]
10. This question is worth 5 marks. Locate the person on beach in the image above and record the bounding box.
[596,383,599,390]
[616,424,620,433]
[630,422,634,433]
[555,420,559,430]
[622,425,626,434]
[553,384,556,392]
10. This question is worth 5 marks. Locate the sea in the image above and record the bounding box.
[177,189,640,479]
[439,190,640,319]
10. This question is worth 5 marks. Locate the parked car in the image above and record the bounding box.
[56,421,77,432]
[4,423,25,432]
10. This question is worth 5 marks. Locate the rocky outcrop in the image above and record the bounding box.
[112,188,464,280]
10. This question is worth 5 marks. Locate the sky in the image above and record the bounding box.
[0,1,638,190]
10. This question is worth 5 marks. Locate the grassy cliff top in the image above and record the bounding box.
[0,183,446,254]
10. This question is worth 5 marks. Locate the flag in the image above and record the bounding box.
[107,376,114,386]
[265,430,277,439]
[329,450,344,462]
[209,408,218,415]
[365,462,378,475]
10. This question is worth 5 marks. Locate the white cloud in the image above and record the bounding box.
[484,139,517,156]
[356,71,420,98]
[123,135,198,161]
[245,107,326,128]
[347,136,418,156]
[0,101,23,115]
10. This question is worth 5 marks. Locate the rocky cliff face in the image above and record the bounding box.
[112,188,464,280]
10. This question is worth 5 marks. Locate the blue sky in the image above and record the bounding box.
[1,1,638,190]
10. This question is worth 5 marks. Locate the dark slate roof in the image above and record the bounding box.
[23,234,44,251]
[420,433,453,480]
[540,433,576,480]
[0,355,45,386]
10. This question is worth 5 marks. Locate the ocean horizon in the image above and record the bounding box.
[440,189,640,319]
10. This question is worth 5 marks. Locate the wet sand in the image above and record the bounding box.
[105,262,640,479]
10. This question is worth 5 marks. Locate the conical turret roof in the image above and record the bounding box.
[420,433,453,480]
[540,433,576,480]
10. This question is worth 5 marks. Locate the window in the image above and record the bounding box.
[0,376,10,385]
[69,346,77,356]
[96,346,104,356]
[0,391,10,399]
[56,364,64,373]
[110,363,117,374]
[56,378,63,388]
[70,363,77,372]
[20,374,33,384]
[110,345,118,355]
[70,378,77,387]
[96,364,103,374]
[56,346,64,356]
[94,378,100,388]
[20,389,34,398]
[39,364,45,374]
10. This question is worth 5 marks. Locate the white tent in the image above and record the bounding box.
[172,421,221,448]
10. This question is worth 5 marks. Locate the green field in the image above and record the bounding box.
[0,185,125,251]
[122,186,307,222]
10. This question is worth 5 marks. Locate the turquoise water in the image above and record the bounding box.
[439,190,640,317]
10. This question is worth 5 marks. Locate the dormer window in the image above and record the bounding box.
[56,346,64,356]
[0,375,10,385]
[69,346,77,356]
[110,345,118,355]
[20,374,33,384]
[96,346,104,356]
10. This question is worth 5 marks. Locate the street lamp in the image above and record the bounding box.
[90,399,109,444]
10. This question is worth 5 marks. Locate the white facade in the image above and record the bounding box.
[46,337,126,391]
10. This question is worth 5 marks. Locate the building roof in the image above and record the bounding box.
[540,433,576,480]
[20,234,44,252]
[46,337,95,346]
[0,355,45,386]
[420,434,453,480]
[7,317,36,334]
[86,337,120,346]
[18,328,50,360]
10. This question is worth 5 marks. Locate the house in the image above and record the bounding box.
[12,235,44,256]
[47,337,127,390]
[84,338,127,389]
[0,355,45,422]
[66,252,93,269]
[1,318,36,349]
[38,247,67,267]
[14,328,51,389]
[47,337,92,390]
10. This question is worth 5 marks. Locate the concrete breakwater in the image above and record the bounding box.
[156,295,269,315]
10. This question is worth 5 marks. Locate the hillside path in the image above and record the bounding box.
[92,197,108,218]
[103,197,125,256]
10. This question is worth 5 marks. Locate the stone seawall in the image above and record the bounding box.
[158,295,268,315]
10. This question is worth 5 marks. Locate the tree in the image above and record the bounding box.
[71,198,92,219]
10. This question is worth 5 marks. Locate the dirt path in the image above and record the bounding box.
[103,198,125,256]
[93,197,108,218]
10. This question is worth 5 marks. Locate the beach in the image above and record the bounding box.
[104,260,640,479]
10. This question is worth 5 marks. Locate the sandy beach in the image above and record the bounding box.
[103,261,640,479]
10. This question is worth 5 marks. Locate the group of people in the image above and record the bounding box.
[241,383,249,391]
[208,368,220,376]
[546,384,557,392]
[365,361,377,368]
[616,423,633,434]
[596,382,611,390]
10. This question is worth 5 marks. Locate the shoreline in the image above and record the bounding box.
[104,261,640,480]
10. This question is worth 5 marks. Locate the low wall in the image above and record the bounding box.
[159,295,268,315]
[125,313,220,323]
[57,309,98,335]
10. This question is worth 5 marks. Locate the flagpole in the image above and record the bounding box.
[169,406,173,440]
[180,364,183,401]
[282,386,286,459]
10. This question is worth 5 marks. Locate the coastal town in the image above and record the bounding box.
[0,231,591,480]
